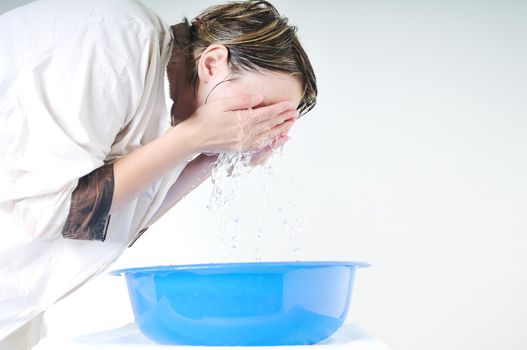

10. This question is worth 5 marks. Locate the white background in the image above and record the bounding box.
[2,1,526,349]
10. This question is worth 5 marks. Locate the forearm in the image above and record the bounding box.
[145,153,217,227]
[110,123,197,214]
[62,93,286,241]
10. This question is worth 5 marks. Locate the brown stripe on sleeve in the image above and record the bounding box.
[62,162,114,241]
[128,227,149,248]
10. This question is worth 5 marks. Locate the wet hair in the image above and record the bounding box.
[176,0,317,117]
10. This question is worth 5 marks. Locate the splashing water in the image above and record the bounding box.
[207,151,254,211]
[206,151,253,256]
[254,160,275,261]
[206,138,303,260]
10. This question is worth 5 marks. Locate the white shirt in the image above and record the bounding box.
[0,0,186,340]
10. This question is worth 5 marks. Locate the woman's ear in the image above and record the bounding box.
[197,44,230,84]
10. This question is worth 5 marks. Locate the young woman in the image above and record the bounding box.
[0,0,317,347]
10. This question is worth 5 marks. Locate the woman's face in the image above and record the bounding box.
[202,71,302,112]
[195,44,303,111]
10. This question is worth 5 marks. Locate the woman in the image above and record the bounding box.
[0,0,317,347]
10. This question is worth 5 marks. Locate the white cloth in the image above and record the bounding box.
[0,0,185,344]
[0,313,45,350]
[32,322,393,350]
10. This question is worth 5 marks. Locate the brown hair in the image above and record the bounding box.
[175,0,317,117]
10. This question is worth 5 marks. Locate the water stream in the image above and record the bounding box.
[206,140,304,260]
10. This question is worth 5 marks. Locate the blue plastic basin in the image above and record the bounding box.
[110,261,369,346]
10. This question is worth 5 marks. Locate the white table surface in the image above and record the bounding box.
[34,322,392,350]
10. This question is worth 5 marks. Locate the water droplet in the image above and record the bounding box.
[205,141,305,260]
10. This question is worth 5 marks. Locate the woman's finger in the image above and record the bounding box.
[250,135,289,166]
[249,109,298,136]
[250,146,271,166]
[217,93,263,111]
[251,119,295,150]
[246,100,295,124]
[258,108,299,130]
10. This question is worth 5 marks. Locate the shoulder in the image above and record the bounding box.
[1,0,173,65]
[1,0,167,32]
[88,0,172,38]
[86,0,174,59]
[9,0,172,44]
[55,0,174,70]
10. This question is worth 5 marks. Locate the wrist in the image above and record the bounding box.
[164,121,201,163]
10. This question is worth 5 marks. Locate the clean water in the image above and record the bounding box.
[206,139,304,260]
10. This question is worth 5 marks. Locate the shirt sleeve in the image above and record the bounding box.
[62,162,115,241]
[0,21,158,241]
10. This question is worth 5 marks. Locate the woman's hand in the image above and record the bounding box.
[250,135,291,167]
[179,94,298,154]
